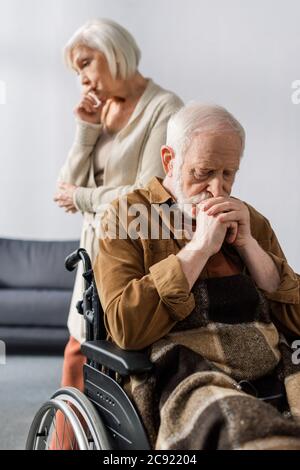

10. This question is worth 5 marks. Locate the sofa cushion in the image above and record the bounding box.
[0,238,79,289]
[0,288,74,327]
[0,326,69,351]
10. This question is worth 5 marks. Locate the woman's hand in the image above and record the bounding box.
[54,183,78,213]
[74,94,105,125]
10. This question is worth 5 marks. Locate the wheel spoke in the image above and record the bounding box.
[52,411,62,450]
[27,389,107,451]
[65,416,76,450]
[61,411,66,449]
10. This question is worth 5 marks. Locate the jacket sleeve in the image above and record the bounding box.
[57,119,102,187]
[255,215,300,337]
[93,205,194,350]
[73,97,183,214]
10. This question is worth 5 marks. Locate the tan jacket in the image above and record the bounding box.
[57,80,183,343]
[95,177,300,350]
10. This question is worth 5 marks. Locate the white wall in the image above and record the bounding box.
[0,0,299,270]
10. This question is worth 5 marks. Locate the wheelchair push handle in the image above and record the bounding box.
[65,248,92,273]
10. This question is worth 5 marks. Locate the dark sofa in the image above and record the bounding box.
[0,238,79,353]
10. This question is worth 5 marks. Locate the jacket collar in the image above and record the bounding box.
[145,177,174,204]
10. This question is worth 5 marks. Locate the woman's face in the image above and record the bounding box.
[71,45,120,101]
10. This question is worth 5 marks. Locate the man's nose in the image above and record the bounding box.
[208,176,225,198]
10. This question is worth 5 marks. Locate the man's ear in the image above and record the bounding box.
[161,146,175,176]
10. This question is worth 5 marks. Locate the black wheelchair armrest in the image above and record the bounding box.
[81,340,153,376]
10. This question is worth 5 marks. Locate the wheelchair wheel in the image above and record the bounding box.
[26,399,89,450]
[26,387,111,450]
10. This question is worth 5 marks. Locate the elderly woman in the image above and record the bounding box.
[54,18,182,393]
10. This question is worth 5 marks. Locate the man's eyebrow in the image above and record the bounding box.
[190,166,214,171]
[190,165,240,172]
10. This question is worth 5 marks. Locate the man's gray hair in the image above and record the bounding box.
[166,103,246,163]
[63,18,141,80]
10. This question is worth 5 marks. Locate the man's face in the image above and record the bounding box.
[173,132,241,217]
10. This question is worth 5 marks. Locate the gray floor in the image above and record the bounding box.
[0,355,63,450]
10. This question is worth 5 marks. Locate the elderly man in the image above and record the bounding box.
[94,103,300,450]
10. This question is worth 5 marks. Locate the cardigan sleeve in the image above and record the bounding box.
[73,96,183,214]
[57,119,102,187]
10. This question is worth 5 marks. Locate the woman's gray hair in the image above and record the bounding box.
[63,18,141,80]
[167,103,246,165]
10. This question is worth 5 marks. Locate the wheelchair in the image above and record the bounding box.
[26,248,153,450]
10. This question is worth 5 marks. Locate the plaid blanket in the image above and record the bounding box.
[130,274,300,450]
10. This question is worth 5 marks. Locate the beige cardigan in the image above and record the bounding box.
[57,79,183,343]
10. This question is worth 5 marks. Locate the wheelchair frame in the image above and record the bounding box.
[26,248,153,450]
